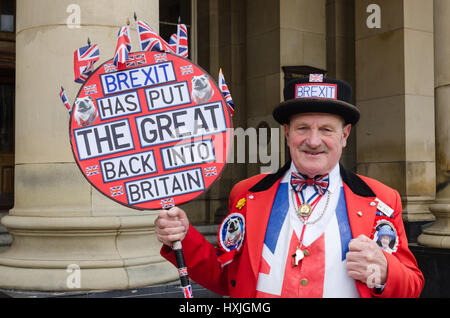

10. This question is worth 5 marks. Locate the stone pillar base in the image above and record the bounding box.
[402,196,436,242]
[418,200,450,249]
[0,215,178,291]
[402,196,436,223]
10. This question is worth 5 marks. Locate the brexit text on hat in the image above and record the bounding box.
[295,83,337,100]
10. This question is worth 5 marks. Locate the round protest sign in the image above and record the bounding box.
[69,51,233,210]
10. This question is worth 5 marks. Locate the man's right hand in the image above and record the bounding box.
[154,207,190,247]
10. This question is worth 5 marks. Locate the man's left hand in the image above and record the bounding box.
[346,235,388,288]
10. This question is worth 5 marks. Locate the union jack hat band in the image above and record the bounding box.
[273,76,360,125]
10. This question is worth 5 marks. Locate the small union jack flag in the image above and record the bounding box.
[59,86,72,111]
[74,43,99,84]
[180,65,193,75]
[178,267,188,277]
[136,20,175,53]
[113,26,131,67]
[309,74,324,82]
[176,24,189,58]
[83,84,97,95]
[169,33,177,52]
[169,24,189,58]
[182,285,193,298]
[104,63,117,73]
[204,167,217,177]
[218,69,235,116]
[126,53,147,68]
[161,198,175,209]
[85,165,100,176]
[155,53,168,63]
[110,186,124,197]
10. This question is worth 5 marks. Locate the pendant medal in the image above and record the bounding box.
[297,203,312,217]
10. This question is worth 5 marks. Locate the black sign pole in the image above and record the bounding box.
[163,205,193,298]
[172,240,193,298]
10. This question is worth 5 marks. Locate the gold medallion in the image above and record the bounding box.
[297,203,312,217]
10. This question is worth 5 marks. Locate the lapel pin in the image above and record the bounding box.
[370,201,377,207]
[236,198,246,210]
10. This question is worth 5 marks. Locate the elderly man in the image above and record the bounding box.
[155,76,424,298]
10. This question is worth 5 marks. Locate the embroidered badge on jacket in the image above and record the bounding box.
[372,219,399,254]
[218,212,245,253]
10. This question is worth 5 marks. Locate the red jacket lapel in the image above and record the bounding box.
[343,183,378,238]
[343,182,378,297]
[245,178,282,279]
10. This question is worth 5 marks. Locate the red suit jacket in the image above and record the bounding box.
[161,163,424,298]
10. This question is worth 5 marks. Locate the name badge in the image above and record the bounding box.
[375,198,394,218]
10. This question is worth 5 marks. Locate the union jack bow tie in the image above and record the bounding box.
[290,172,329,196]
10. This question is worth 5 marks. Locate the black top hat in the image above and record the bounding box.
[272,75,360,125]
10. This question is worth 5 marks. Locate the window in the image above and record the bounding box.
[0,0,15,209]
[0,0,15,33]
[159,0,193,60]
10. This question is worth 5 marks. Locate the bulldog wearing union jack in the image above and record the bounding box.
[155,76,424,298]
[74,96,98,127]
[191,74,214,104]
[224,217,242,248]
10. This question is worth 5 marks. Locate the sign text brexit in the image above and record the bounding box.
[100,62,176,95]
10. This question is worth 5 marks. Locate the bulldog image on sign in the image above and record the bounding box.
[74,96,98,127]
[191,74,214,104]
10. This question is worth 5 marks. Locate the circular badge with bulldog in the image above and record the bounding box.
[69,51,233,210]
[218,213,245,252]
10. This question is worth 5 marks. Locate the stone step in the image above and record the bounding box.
[0,211,11,249]
[0,218,220,250]
[0,280,222,298]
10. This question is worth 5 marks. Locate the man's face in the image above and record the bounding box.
[284,112,351,177]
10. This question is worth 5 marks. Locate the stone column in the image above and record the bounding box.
[418,0,450,248]
[0,0,178,291]
[326,0,356,171]
[246,0,281,176]
[355,0,436,233]
[277,0,327,169]
[207,0,248,225]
